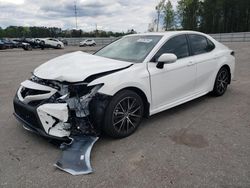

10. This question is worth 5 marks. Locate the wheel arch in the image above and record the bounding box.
[220,64,231,84]
[115,87,150,118]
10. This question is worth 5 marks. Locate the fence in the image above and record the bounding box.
[65,32,250,46]
[209,32,250,42]
[65,37,118,46]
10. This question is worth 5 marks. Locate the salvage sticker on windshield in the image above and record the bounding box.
[137,38,153,43]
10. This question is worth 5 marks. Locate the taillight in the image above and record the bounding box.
[231,51,235,56]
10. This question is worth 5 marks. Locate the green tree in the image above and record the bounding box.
[177,0,202,30]
[163,0,175,30]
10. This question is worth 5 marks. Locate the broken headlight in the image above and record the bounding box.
[63,83,103,117]
[67,82,91,97]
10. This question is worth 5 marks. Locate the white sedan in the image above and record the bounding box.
[39,38,64,49]
[79,39,96,47]
[14,31,235,140]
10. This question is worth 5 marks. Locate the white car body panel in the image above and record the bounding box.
[37,103,70,137]
[147,56,196,111]
[18,80,57,104]
[88,63,151,104]
[34,51,132,82]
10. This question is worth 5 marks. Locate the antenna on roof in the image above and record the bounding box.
[74,0,78,29]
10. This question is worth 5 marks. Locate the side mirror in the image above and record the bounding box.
[156,53,177,69]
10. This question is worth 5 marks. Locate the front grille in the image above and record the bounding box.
[21,87,50,98]
[28,100,44,107]
[30,76,61,90]
[14,101,42,130]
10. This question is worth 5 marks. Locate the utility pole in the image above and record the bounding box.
[74,0,78,29]
[95,23,98,37]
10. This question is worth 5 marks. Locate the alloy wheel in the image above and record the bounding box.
[216,70,229,94]
[112,97,142,134]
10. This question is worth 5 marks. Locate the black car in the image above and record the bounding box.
[59,39,68,46]
[12,39,24,48]
[0,39,7,50]
[0,38,15,48]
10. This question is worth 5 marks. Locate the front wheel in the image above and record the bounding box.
[103,90,144,138]
[212,67,230,96]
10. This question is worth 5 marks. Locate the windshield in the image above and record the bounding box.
[95,35,162,63]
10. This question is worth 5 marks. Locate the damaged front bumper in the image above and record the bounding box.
[13,76,110,175]
[14,97,70,141]
[13,77,109,140]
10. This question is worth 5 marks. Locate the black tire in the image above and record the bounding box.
[40,41,45,45]
[212,67,230,96]
[57,44,61,49]
[103,90,144,138]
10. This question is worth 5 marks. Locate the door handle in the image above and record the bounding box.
[187,61,195,66]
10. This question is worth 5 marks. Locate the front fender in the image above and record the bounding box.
[87,64,151,104]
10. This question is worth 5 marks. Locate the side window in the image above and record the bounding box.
[207,38,215,51]
[152,35,189,62]
[188,34,215,55]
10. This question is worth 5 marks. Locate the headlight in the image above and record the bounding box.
[67,83,103,98]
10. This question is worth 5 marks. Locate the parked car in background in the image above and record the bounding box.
[12,39,24,48]
[39,38,64,49]
[59,38,68,46]
[0,38,14,48]
[79,39,96,47]
[0,39,7,50]
[13,31,235,140]
[21,38,43,50]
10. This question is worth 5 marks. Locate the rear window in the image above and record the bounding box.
[189,34,215,55]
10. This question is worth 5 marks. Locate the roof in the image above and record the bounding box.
[126,30,207,37]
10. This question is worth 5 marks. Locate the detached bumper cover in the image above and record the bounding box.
[55,136,99,175]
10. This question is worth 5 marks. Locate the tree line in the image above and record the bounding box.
[0,26,135,38]
[150,0,250,33]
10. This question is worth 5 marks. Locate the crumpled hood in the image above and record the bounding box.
[34,51,132,82]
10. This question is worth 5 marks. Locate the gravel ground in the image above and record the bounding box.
[0,43,249,188]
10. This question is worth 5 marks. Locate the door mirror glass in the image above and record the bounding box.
[156,53,177,69]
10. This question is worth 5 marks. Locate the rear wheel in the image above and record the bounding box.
[212,67,230,96]
[103,90,144,138]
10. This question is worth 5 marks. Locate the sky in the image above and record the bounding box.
[0,0,178,32]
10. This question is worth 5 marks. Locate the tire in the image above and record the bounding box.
[103,90,144,138]
[212,67,230,96]
[57,44,61,49]
[40,41,45,45]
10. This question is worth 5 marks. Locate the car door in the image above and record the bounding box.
[48,39,56,46]
[147,34,197,112]
[187,34,217,93]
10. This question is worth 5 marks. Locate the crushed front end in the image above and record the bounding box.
[13,75,110,140]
